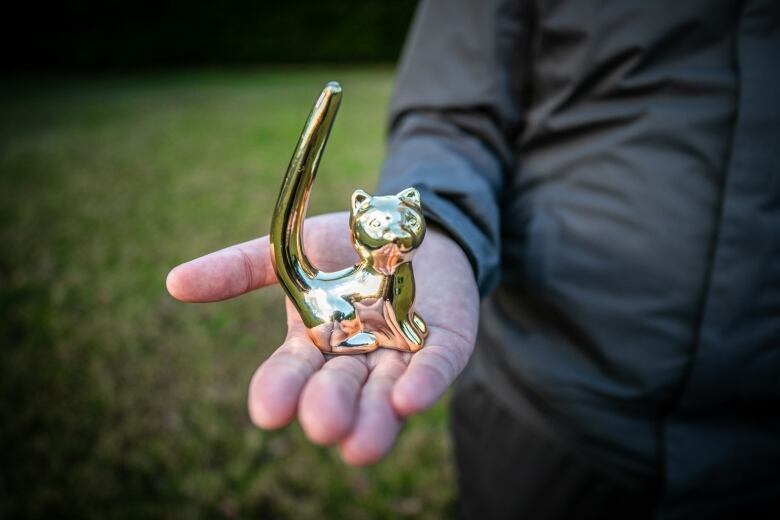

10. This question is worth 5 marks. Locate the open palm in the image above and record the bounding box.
[166,211,478,465]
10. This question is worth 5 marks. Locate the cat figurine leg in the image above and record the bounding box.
[378,265,424,352]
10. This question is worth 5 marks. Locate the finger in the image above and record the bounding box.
[391,328,472,417]
[298,355,369,445]
[166,236,276,303]
[339,349,407,466]
[248,323,324,429]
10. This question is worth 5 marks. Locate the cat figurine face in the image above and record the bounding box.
[349,188,426,275]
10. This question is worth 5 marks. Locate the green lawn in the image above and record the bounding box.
[0,68,455,518]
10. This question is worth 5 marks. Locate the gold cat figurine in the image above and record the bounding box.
[269,82,428,355]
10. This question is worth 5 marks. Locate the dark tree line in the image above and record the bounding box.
[4,1,418,70]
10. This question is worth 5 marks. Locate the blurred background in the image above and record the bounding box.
[1,1,457,518]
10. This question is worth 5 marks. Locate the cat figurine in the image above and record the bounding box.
[270,82,428,354]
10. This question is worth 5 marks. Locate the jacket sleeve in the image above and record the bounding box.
[377,0,527,296]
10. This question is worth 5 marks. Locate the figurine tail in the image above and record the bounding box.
[270,82,342,313]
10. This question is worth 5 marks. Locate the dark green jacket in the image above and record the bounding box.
[378,0,779,517]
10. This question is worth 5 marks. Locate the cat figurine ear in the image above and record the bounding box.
[397,187,421,207]
[351,189,372,213]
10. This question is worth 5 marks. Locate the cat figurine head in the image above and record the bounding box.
[349,187,426,275]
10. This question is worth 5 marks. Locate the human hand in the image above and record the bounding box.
[166,211,478,465]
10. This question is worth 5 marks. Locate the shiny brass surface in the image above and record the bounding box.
[270,82,428,354]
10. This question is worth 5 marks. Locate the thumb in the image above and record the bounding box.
[166,236,278,302]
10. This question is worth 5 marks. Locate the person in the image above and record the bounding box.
[166,0,780,518]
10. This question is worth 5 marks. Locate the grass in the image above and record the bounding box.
[0,68,455,518]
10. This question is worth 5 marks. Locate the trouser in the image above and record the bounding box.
[450,378,657,520]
